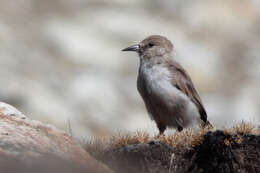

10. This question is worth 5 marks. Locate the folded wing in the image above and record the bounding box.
[168,61,208,124]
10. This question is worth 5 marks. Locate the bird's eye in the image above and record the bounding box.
[148,43,154,48]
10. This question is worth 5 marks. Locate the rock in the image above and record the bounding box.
[188,130,260,173]
[0,102,112,173]
[98,131,260,173]
[100,141,176,173]
[0,102,27,119]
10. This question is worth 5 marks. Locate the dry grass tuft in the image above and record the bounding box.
[111,130,150,148]
[83,122,259,157]
[165,127,213,149]
[84,131,151,157]
[84,128,210,157]
[224,121,259,135]
[232,121,256,134]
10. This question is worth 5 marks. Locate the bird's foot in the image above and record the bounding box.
[155,133,165,141]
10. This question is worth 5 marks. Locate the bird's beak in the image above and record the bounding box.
[122,44,140,52]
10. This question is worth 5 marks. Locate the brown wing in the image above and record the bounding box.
[168,61,208,123]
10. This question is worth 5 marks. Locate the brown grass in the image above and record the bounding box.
[224,121,257,135]
[83,122,260,158]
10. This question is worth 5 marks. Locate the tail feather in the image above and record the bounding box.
[201,120,213,129]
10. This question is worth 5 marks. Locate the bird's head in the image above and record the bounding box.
[122,35,174,61]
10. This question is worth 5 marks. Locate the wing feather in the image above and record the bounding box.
[168,61,208,123]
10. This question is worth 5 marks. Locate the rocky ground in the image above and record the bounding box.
[85,123,260,173]
[0,102,259,173]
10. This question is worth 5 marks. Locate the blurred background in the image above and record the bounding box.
[0,0,259,138]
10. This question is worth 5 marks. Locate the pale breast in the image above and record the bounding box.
[137,63,201,128]
[139,63,174,99]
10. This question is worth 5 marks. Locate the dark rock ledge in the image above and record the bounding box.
[96,129,260,173]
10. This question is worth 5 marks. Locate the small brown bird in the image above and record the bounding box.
[122,35,212,135]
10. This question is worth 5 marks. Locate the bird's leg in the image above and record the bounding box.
[177,126,183,132]
[156,123,166,137]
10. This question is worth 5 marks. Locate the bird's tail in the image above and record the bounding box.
[201,120,213,129]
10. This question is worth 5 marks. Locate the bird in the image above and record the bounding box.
[122,35,212,135]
